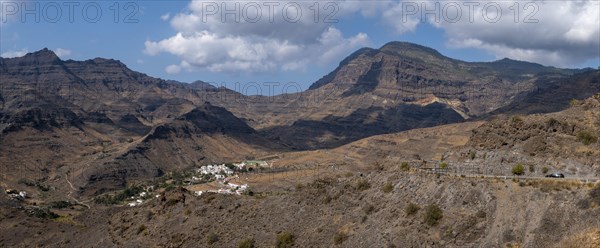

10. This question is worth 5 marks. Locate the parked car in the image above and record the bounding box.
[545,173,565,178]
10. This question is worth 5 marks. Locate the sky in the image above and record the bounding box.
[1,0,599,94]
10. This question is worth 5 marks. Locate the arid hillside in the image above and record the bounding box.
[1,166,599,248]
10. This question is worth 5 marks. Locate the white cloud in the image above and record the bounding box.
[165,64,182,74]
[146,0,599,71]
[54,48,72,58]
[426,0,600,66]
[145,1,373,73]
[1,49,28,58]
[160,13,171,21]
[146,27,369,73]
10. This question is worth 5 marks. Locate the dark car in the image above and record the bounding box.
[545,173,565,178]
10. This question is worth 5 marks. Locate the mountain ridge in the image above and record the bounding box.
[1,42,598,193]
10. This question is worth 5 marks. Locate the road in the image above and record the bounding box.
[65,177,91,209]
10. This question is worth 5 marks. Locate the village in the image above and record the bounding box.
[124,160,270,207]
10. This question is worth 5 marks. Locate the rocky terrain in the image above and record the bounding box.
[455,93,600,178]
[246,42,597,149]
[0,42,599,247]
[1,165,599,248]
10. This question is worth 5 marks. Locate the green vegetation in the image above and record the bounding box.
[94,185,144,205]
[29,208,59,219]
[382,182,394,193]
[238,238,256,248]
[424,204,443,226]
[333,231,349,245]
[400,162,410,171]
[576,131,598,145]
[440,162,448,169]
[405,202,420,216]
[49,201,73,209]
[276,231,294,248]
[18,178,50,191]
[354,179,371,191]
[512,164,525,176]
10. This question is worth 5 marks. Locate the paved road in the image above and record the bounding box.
[418,168,599,183]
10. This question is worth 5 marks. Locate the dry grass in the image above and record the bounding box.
[524,179,583,192]
[556,229,600,248]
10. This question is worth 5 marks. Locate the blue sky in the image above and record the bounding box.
[1,0,599,93]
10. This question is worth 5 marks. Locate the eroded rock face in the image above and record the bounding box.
[462,94,600,177]
[0,45,598,194]
[246,42,594,149]
[0,50,272,194]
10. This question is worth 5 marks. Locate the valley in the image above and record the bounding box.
[0,42,599,247]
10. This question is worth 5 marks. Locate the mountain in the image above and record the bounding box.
[245,42,596,149]
[1,45,599,247]
[0,49,276,195]
[0,43,598,194]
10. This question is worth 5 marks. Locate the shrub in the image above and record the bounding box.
[382,182,394,193]
[528,164,535,173]
[94,185,144,205]
[569,99,579,107]
[165,198,179,207]
[238,238,255,248]
[207,233,219,245]
[424,204,443,226]
[136,224,147,235]
[29,208,59,219]
[363,204,375,215]
[405,202,420,216]
[590,183,600,205]
[468,150,476,160]
[577,131,598,145]
[542,167,549,174]
[510,116,523,123]
[400,162,410,171]
[546,118,560,127]
[512,164,525,176]
[49,201,72,209]
[333,231,348,245]
[440,163,448,169]
[476,210,486,218]
[355,179,371,191]
[276,231,294,248]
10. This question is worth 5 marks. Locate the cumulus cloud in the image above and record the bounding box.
[54,48,72,58]
[146,0,599,72]
[1,49,28,58]
[423,0,600,66]
[145,0,374,73]
[165,64,182,74]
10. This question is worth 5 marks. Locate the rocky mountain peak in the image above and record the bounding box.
[1,48,62,65]
[379,41,448,60]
